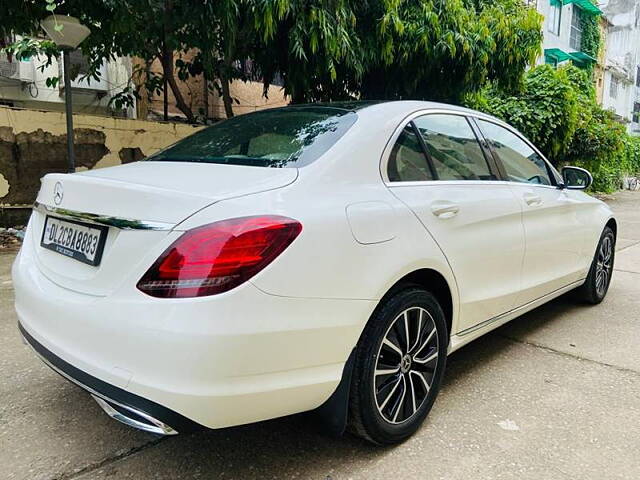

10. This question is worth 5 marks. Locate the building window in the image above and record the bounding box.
[548,2,562,35]
[633,103,640,124]
[636,65,640,87]
[570,7,582,50]
[610,77,619,99]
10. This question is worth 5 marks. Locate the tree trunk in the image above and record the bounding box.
[202,70,209,121]
[134,59,150,120]
[163,67,168,121]
[219,67,234,118]
[161,46,195,123]
[290,89,306,104]
[161,0,195,123]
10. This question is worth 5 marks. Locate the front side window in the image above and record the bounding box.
[570,7,582,50]
[548,2,562,35]
[478,120,552,186]
[148,107,357,168]
[387,125,433,182]
[413,114,494,181]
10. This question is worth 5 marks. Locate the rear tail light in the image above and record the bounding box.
[137,216,302,298]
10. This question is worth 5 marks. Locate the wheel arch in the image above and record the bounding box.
[312,267,456,436]
[379,268,454,336]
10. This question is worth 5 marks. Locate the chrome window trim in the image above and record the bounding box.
[33,201,175,231]
[380,108,562,188]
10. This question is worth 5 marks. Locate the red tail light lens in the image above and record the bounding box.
[137,216,302,298]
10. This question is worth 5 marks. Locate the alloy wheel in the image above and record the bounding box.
[595,235,613,297]
[373,307,439,424]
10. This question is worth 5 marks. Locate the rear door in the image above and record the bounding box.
[475,119,586,305]
[386,112,525,333]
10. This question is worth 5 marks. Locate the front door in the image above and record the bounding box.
[476,119,585,305]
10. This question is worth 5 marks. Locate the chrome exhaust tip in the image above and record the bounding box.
[92,395,178,436]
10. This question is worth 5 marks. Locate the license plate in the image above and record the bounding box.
[40,216,108,266]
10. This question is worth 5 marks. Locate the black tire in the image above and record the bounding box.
[577,226,615,304]
[347,287,448,445]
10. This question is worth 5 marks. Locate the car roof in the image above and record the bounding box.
[277,100,503,123]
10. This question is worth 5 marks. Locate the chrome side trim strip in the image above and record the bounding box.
[33,201,175,231]
[456,279,585,337]
[22,332,178,435]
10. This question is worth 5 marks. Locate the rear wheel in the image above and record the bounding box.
[348,287,448,445]
[577,226,615,304]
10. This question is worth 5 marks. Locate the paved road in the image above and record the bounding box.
[1,192,639,480]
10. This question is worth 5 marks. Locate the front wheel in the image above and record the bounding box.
[347,287,448,445]
[577,226,615,304]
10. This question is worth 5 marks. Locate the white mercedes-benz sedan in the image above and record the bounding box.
[13,101,616,445]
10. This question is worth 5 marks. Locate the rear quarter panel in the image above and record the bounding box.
[175,182,460,354]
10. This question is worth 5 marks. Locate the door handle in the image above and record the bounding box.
[524,194,542,207]
[431,201,460,219]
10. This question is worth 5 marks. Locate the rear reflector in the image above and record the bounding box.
[137,216,302,298]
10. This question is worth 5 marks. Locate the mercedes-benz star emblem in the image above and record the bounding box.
[53,181,64,205]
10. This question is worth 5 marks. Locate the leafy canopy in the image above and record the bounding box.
[1,0,543,115]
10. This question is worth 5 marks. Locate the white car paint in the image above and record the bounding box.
[12,100,614,433]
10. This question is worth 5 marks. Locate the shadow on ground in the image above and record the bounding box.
[78,292,589,479]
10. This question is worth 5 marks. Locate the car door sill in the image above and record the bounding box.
[449,279,585,352]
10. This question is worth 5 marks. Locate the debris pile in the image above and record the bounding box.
[0,227,25,249]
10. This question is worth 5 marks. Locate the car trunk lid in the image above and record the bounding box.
[29,161,298,295]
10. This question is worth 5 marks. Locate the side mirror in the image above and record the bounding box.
[561,166,593,190]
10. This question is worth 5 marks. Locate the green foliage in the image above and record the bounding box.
[350,0,543,103]
[580,12,600,60]
[580,9,600,76]
[466,65,578,162]
[468,63,640,193]
[1,0,542,116]
[0,0,632,193]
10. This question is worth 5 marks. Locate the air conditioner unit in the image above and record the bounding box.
[0,54,35,83]
[61,50,109,93]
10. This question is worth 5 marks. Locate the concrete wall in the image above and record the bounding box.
[0,106,203,207]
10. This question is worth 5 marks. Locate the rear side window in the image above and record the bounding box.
[387,125,433,182]
[147,107,357,168]
[413,114,495,181]
[478,120,552,186]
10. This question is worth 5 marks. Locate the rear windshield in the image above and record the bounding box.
[147,107,358,168]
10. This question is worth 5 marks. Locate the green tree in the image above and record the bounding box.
[2,0,542,118]
[254,0,542,103]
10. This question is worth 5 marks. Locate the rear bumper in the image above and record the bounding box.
[12,246,376,430]
[19,322,198,435]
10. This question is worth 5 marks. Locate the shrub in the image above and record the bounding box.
[466,64,638,192]
[465,65,578,164]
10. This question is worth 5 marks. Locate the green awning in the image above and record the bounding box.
[544,48,572,64]
[544,49,597,68]
[562,0,602,16]
[569,51,597,65]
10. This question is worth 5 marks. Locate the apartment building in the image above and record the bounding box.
[599,0,640,134]
[535,0,640,135]
[0,38,135,117]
